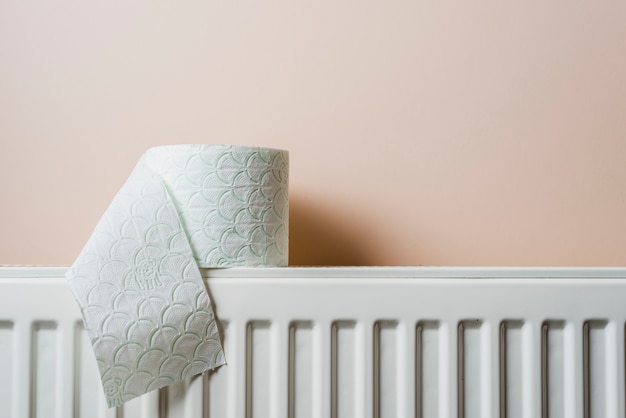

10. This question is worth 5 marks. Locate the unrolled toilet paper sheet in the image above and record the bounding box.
[66,145,289,407]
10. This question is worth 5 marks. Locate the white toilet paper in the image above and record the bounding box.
[66,145,289,407]
[142,145,289,267]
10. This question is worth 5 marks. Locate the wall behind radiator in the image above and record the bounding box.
[1,1,626,266]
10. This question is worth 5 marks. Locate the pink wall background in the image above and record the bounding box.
[2,1,626,266]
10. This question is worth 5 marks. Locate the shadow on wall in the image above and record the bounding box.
[288,195,374,266]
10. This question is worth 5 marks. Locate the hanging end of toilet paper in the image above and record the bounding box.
[103,352,227,408]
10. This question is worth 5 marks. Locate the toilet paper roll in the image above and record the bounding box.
[66,145,289,407]
[142,145,289,267]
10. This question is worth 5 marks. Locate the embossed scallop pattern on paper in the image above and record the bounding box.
[66,145,289,407]
[67,164,225,407]
[142,145,289,267]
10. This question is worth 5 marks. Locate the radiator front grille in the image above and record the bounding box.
[0,269,625,418]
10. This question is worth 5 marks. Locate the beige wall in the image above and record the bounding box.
[2,1,626,266]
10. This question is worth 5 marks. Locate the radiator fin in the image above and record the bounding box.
[458,320,485,418]
[416,320,440,418]
[246,321,271,418]
[288,321,314,418]
[0,321,14,418]
[500,320,525,418]
[373,320,398,418]
[32,321,57,418]
[331,320,357,418]
[584,319,616,418]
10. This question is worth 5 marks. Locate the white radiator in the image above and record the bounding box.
[1,267,625,418]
